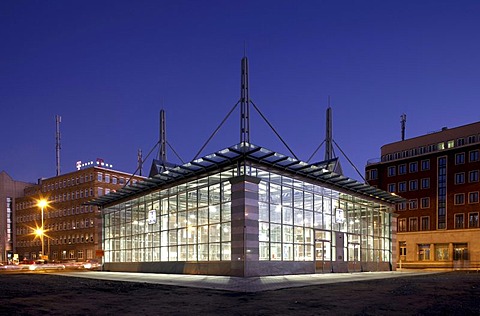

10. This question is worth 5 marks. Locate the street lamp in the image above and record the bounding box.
[37,199,48,259]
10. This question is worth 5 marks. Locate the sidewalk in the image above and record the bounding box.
[54,269,442,292]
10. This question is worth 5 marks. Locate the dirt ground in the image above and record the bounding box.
[0,270,479,315]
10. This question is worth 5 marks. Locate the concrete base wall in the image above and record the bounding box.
[103,261,314,276]
[103,260,392,276]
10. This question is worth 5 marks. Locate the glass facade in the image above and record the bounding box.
[103,164,393,267]
[104,169,235,263]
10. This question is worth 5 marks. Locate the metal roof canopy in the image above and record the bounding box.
[89,142,405,207]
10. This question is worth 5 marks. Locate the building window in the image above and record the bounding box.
[421,178,430,189]
[112,177,117,184]
[468,135,477,144]
[421,159,430,171]
[409,199,418,210]
[399,241,406,259]
[453,244,468,260]
[97,173,103,182]
[409,217,418,231]
[435,244,449,261]
[420,197,430,209]
[455,172,465,184]
[457,138,465,146]
[469,150,479,162]
[418,244,430,261]
[447,140,454,148]
[398,219,406,232]
[398,182,406,192]
[455,153,465,165]
[388,183,396,193]
[468,192,479,204]
[420,216,430,231]
[469,170,479,183]
[397,202,406,211]
[454,193,465,205]
[437,156,447,229]
[398,164,406,175]
[97,187,104,197]
[469,212,479,228]
[409,180,418,191]
[454,214,464,229]
[409,162,418,173]
[437,142,445,150]
[369,169,378,180]
[388,166,396,177]
[105,174,110,183]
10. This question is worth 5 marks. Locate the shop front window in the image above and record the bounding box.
[453,243,468,260]
[418,244,430,261]
[435,244,449,261]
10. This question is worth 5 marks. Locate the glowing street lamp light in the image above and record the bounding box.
[37,199,48,258]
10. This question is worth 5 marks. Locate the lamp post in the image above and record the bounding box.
[37,199,48,259]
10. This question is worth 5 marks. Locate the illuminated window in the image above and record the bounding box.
[398,219,406,232]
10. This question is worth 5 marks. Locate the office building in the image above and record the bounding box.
[15,162,143,263]
[366,121,480,269]
[0,171,33,263]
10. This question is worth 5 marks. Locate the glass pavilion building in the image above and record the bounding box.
[92,143,404,276]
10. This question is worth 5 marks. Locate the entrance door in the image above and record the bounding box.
[314,230,331,272]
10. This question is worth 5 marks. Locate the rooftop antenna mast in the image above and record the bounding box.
[401,113,407,141]
[159,109,167,163]
[55,115,61,176]
[325,96,333,161]
[240,45,250,143]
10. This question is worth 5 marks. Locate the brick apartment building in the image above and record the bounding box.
[366,121,480,269]
[15,163,143,263]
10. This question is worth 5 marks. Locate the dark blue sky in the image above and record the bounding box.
[2,1,480,183]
